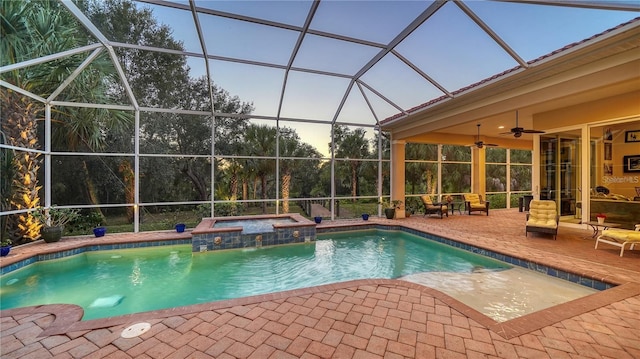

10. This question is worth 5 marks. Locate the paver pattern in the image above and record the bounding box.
[2,209,639,358]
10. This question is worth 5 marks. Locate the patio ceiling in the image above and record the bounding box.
[4,0,640,151]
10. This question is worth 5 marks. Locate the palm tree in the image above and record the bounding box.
[369,130,390,198]
[332,125,370,201]
[278,129,299,213]
[1,0,132,241]
[1,0,74,242]
[0,97,42,242]
[0,132,16,243]
[245,124,277,213]
[278,128,321,213]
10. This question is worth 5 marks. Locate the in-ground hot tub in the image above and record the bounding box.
[191,214,316,252]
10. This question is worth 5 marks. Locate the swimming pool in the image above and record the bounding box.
[1,230,510,320]
[0,229,597,321]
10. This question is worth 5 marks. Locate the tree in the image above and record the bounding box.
[0,98,42,243]
[0,132,16,243]
[1,0,130,242]
[331,125,370,200]
[83,0,253,208]
[1,1,49,242]
[441,144,471,194]
[245,124,277,213]
[279,127,322,213]
[405,143,437,195]
[370,130,391,196]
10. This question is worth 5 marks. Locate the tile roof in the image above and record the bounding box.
[381,17,640,125]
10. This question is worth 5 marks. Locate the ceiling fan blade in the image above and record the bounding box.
[468,141,498,148]
[507,112,545,136]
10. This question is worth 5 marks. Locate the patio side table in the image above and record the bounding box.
[583,221,621,238]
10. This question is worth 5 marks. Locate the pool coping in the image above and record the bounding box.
[2,219,639,339]
[192,213,315,235]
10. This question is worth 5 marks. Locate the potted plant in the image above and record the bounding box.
[175,223,186,233]
[380,199,403,219]
[89,212,106,237]
[405,206,415,218]
[596,213,606,224]
[1,238,11,257]
[361,213,369,221]
[34,206,80,243]
[93,226,107,237]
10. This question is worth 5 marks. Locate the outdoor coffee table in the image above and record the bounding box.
[583,221,621,238]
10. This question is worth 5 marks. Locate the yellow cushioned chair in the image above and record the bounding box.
[463,193,489,215]
[525,200,559,239]
[420,195,448,219]
[595,224,640,257]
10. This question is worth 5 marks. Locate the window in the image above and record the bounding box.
[486,148,532,209]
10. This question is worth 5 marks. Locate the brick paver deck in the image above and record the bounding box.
[2,209,639,358]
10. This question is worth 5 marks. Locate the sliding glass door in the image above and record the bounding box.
[540,132,581,222]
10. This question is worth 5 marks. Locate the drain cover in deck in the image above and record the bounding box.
[121,322,151,338]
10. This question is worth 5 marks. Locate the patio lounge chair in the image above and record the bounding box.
[420,195,448,218]
[463,193,489,215]
[525,200,559,239]
[595,224,640,257]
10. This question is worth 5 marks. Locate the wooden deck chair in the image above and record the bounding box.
[525,200,559,239]
[463,193,489,215]
[420,195,448,219]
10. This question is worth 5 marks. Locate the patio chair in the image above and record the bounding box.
[595,224,640,257]
[420,195,448,218]
[463,193,489,215]
[525,200,559,239]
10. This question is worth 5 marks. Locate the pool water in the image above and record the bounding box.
[0,230,596,322]
[213,218,295,233]
[0,230,510,320]
[402,268,597,322]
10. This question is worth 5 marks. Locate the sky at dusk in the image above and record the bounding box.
[136,1,638,155]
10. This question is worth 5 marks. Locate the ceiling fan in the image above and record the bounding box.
[501,110,545,138]
[471,124,498,149]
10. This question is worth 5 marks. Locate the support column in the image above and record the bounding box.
[472,147,486,197]
[391,139,406,218]
[580,126,589,223]
[532,135,541,200]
